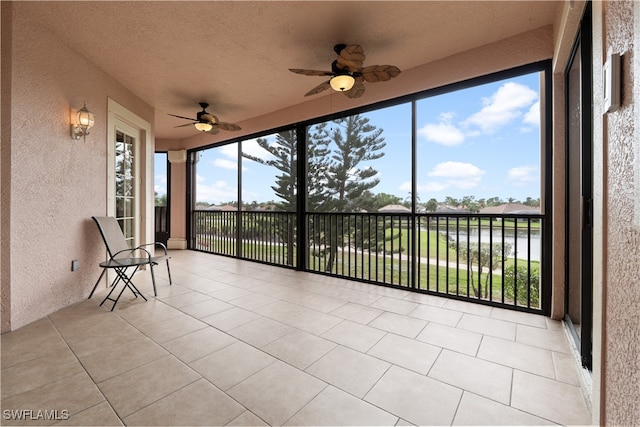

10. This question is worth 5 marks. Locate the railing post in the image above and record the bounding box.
[296,123,307,271]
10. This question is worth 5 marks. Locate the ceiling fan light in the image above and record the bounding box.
[330,74,355,92]
[194,122,213,132]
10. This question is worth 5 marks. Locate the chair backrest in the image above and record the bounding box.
[92,216,131,259]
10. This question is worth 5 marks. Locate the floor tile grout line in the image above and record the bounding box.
[45,313,125,425]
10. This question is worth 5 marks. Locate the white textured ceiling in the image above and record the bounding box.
[24,1,560,140]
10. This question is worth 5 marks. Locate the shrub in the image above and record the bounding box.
[503,265,540,307]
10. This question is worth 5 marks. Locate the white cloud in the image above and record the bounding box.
[196,174,237,204]
[242,138,277,162]
[424,161,486,190]
[219,144,238,159]
[507,165,537,186]
[523,100,540,126]
[464,82,538,133]
[418,112,465,146]
[212,158,240,170]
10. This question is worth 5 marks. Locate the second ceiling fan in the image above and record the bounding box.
[289,44,401,98]
[168,102,241,134]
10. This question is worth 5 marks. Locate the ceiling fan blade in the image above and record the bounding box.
[174,122,197,128]
[360,65,401,82]
[336,44,365,71]
[167,113,196,120]
[167,113,197,121]
[217,122,242,131]
[202,113,219,124]
[343,80,366,98]
[207,126,220,135]
[304,80,331,97]
[289,68,333,77]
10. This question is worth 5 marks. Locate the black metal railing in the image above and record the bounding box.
[192,210,544,312]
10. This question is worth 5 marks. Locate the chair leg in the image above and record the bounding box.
[166,259,173,286]
[89,268,107,299]
[149,263,158,297]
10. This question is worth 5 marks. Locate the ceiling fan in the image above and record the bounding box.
[289,44,401,99]
[167,102,241,134]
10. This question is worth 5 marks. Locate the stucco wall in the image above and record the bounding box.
[2,3,154,331]
[602,1,640,424]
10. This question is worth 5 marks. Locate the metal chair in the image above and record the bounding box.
[89,216,172,308]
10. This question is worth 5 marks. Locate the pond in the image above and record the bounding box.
[429,225,542,262]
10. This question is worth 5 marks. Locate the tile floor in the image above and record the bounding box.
[1,250,592,426]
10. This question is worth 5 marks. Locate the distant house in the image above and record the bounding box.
[378,204,411,213]
[435,205,470,214]
[480,203,540,215]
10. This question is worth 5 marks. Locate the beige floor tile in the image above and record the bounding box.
[1,318,69,368]
[306,345,390,398]
[364,365,462,426]
[367,333,441,375]
[369,296,419,315]
[477,336,556,378]
[185,279,233,294]
[209,287,255,302]
[201,307,262,331]
[97,355,200,418]
[489,307,548,328]
[552,351,581,385]
[453,392,554,426]
[428,349,513,404]
[114,299,183,326]
[285,385,398,426]
[368,311,427,338]
[227,361,327,426]
[79,336,168,383]
[457,313,517,341]
[63,325,146,359]
[516,323,573,353]
[123,379,245,426]
[226,410,268,426]
[135,313,208,343]
[511,370,591,425]
[408,304,463,327]
[1,348,85,397]
[441,299,493,316]
[159,290,212,308]
[329,302,384,324]
[262,330,337,369]
[402,292,447,307]
[280,308,343,335]
[2,371,105,422]
[296,294,346,313]
[253,300,306,322]
[321,320,387,352]
[228,317,294,348]
[394,418,416,426]
[161,327,237,364]
[189,341,276,390]
[226,292,278,311]
[416,322,482,356]
[53,401,123,426]
[178,298,234,318]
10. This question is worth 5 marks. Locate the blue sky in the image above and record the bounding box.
[156,72,541,205]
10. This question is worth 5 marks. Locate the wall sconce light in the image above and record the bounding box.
[70,102,95,141]
[330,74,356,92]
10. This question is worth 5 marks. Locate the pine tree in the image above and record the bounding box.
[320,115,387,272]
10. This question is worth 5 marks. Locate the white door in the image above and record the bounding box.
[115,123,140,247]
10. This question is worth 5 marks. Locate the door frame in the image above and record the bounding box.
[563,3,593,370]
[107,98,153,249]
